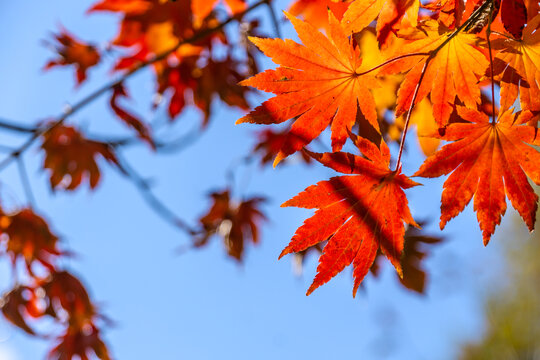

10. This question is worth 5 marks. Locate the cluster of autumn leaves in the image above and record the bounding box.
[1,0,540,359]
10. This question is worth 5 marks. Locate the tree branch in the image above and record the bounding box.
[114,151,200,236]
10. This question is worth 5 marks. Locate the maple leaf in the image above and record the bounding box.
[0,208,61,274]
[41,125,119,190]
[110,83,155,148]
[500,0,528,39]
[1,286,42,335]
[252,128,312,166]
[44,28,100,85]
[341,0,420,46]
[89,0,201,75]
[383,20,489,126]
[279,135,419,295]
[288,0,351,29]
[48,324,111,360]
[491,14,540,113]
[88,0,151,14]
[194,190,266,261]
[192,0,246,22]
[157,56,251,124]
[414,107,540,244]
[238,12,380,166]
[42,271,98,328]
[423,0,465,28]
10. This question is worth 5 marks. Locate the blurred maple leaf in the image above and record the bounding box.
[252,128,312,166]
[371,222,443,293]
[192,0,247,23]
[0,208,61,274]
[42,271,110,360]
[88,0,151,14]
[110,83,155,148]
[89,0,200,76]
[49,324,111,360]
[194,190,266,261]
[1,286,43,335]
[157,56,251,124]
[44,28,100,85]
[41,271,98,328]
[41,125,119,191]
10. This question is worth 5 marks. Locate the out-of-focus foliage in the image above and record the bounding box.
[460,203,540,359]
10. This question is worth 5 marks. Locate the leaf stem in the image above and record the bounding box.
[394,0,494,172]
[357,52,430,76]
[486,4,497,124]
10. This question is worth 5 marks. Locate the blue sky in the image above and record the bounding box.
[0,1,519,359]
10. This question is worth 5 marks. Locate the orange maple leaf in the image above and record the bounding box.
[88,0,151,14]
[279,135,419,295]
[414,107,540,244]
[371,222,443,293]
[192,0,246,22]
[238,12,380,166]
[383,20,488,126]
[288,0,350,29]
[492,14,540,112]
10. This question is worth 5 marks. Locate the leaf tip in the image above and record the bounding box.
[273,153,285,168]
[278,247,290,260]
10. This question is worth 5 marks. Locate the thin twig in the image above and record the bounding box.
[0,0,269,173]
[107,125,203,154]
[395,61,429,170]
[357,52,430,76]
[265,0,282,38]
[114,151,200,236]
[225,155,254,194]
[0,118,36,133]
[17,157,35,207]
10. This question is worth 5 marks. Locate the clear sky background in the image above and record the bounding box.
[0,1,520,359]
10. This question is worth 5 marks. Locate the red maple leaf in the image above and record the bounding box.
[0,208,61,274]
[280,135,419,295]
[41,125,119,190]
[194,190,266,261]
[110,83,155,148]
[44,28,100,85]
